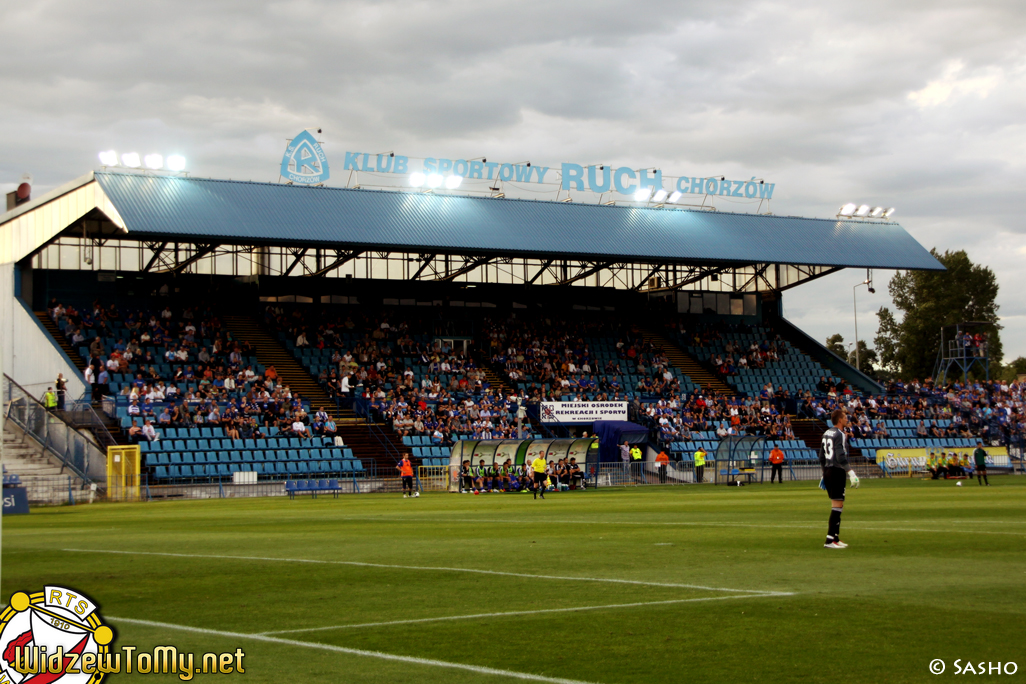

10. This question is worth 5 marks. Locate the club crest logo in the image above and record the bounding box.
[0,587,113,684]
[280,130,330,184]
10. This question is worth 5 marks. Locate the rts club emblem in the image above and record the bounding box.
[280,129,330,184]
[0,586,113,684]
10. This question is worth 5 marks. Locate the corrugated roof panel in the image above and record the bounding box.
[93,172,944,271]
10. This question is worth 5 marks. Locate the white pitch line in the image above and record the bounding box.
[258,593,788,635]
[64,549,788,595]
[109,616,599,684]
[311,516,1026,537]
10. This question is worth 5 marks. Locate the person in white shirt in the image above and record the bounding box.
[141,420,158,442]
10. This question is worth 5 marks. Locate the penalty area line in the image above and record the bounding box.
[258,593,791,635]
[109,616,599,684]
[64,548,790,596]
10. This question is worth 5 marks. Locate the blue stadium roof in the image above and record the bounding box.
[93,172,943,271]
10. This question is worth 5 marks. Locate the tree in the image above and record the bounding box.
[825,334,846,358]
[1001,356,1026,381]
[847,340,878,371]
[826,334,879,374]
[874,249,1002,380]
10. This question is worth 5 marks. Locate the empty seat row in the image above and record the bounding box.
[145,449,356,466]
[153,460,364,480]
[142,437,336,452]
[413,446,449,458]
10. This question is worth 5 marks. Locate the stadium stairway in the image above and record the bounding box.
[34,311,87,372]
[640,328,735,396]
[223,315,348,420]
[791,418,879,478]
[222,314,405,474]
[3,422,92,504]
[478,360,546,436]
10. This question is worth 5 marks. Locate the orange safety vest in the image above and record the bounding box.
[399,460,413,477]
[769,448,785,464]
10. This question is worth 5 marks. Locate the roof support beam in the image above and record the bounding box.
[306,250,363,277]
[435,255,496,282]
[556,261,617,286]
[527,258,555,284]
[632,264,666,291]
[776,265,842,292]
[142,242,169,272]
[167,243,219,274]
[411,254,437,280]
[644,264,743,293]
[281,248,309,276]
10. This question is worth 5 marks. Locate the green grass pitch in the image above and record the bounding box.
[3,477,1024,683]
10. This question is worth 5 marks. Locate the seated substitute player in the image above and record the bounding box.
[397,454,418,498]
[819,409,859,549]
[473,459,489,492]
[568,458,584,489]
[460,460,474,493]
[489,462,504,492]
[508,466,522,492]
[500,459,514,491]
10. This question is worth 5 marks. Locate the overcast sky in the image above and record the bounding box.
[2,0,1024,360]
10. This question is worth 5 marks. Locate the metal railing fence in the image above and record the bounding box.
[4,375,106,482]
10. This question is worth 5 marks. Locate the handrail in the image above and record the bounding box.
[367,422,403,463]
[3,374,106,483]
[64,399,119,452]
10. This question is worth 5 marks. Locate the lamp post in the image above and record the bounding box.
[853,274,875,372]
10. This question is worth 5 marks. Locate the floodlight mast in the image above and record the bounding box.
[853,269,874,372]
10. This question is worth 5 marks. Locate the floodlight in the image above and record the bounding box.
[445,175,463,189]
[98,150,118,166]
[652,189,668,203]
[838,203,857,216]
[869,206,885,218]
[634,187,652,202]
[409,172,426,187]
[668,191,682,203]
[121,152,141,168]
[166,155,186,171]
[144,154,164,169]
[426,173,443,189]
[855,204,871,217]
[883,207,896,218]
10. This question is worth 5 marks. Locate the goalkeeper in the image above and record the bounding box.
[819,409,859,549]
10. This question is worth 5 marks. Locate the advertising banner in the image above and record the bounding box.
[875,446,1009,474]
[540,401,627,424]
[2,487,29,515]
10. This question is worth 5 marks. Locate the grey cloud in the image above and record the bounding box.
[3,0,1026,355]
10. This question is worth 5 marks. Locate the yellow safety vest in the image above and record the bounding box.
[43,391,57,408]
[694,449,706,467]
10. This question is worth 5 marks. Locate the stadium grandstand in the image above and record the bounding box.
[5,168,1019,499]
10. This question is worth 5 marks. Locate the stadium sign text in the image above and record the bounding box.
[342,151,774,199]
[540,401,628,424]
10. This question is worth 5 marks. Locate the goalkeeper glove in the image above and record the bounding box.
[818,478,827,491]
[847,470,860,489]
